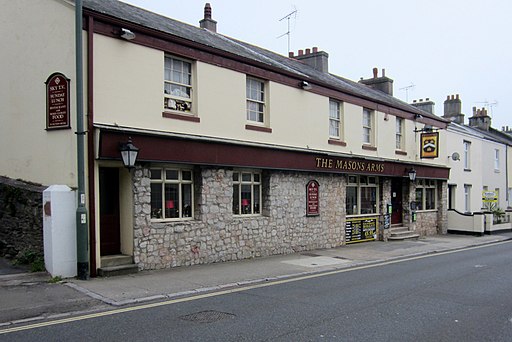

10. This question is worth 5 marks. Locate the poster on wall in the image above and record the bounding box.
[306,180,320,216]
[45,72,71,130]
[345,217,377,243]
[420,132,439,159]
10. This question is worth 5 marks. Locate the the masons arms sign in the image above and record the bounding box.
[315,157,385,173]
[420,132,439,159]
[45,72,71,130]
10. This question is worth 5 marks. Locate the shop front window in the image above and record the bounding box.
[150,167,193,220]
[346,175,379,215]
[233,171,261,215]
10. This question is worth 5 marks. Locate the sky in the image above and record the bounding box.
[121,0,512,130]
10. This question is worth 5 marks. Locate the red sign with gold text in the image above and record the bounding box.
[46,73,70,130]
[306,180,320,216]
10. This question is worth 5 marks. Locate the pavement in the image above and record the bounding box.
[1,232,512,328]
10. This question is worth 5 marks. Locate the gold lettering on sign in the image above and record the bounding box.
[315,157,384,173]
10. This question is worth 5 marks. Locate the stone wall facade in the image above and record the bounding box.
[0,176,45,258]
[132,166,347,270]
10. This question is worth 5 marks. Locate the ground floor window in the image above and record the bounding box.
[346,175,379,215]
[150,167,193,220]
[415,179,437,210]
[233,171,261,215]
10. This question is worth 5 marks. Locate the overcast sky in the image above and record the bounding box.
[122,0,511,130]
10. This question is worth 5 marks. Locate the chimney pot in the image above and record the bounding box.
[413,100,417,103]
[199,3,217,32]
[289,52,294,58]
[204,3,212,19]
[426,98,430,101]
[298,49,304,56]
[373,67,378,78]
[305,48,311,54]
[312,47,318,53]
[382,68,386,77]
[447,95,450,100]
[419,99,423,102]
[451,95,455,100]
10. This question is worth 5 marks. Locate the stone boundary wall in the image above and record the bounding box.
[0,176,45,258]
[133,167,346,270]
[415,211,439,236]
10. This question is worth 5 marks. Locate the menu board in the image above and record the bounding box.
[345,217,378,244]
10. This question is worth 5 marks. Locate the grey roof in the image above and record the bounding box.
[83,0,446,123]
[449,121,512,146]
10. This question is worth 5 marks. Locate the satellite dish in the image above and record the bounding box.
[451,152,460,161]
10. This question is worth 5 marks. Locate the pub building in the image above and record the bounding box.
[2,0,450,275]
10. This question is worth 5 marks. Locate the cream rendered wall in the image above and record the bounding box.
[93,34,448,166]
[480,140,507,210]
[0,0,79,186]
[445,127,482,212]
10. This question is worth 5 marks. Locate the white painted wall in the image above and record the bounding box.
[0,0,79,186]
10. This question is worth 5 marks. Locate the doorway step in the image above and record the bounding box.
[388,226,419,241]
[98,255,138,277]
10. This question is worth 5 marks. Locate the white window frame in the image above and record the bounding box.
[246,77,265,124]
[415,179,437,211]
[346,175,379,216]
[495,149,500,171]
[395,117,404,150]
[362,108,374,145]
[150,167,194,221]
[329,100,342,139]
[463,140,471,170]
[464,184,472,212]
[233,170,262,216]
[164,56,193,113]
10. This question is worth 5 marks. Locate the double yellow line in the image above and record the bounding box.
[1,240,508,335]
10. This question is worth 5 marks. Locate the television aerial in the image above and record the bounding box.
[277,7,297,54]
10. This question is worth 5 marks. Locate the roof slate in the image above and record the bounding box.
[83,0,446,122]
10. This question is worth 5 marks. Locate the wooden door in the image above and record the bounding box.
[391,178,403,224]
[99,167,121,255]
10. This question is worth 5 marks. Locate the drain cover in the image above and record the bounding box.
[180,310,235,323]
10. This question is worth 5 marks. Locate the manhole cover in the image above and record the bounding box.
[180,310,235,323]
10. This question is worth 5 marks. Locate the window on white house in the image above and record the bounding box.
[396,118,404,150]
[164,56,193,112]
[495,149,500,171]
[362,108,374,145]
[329,100,342,139]
[246,77,265,123]
[233,171,262,215]
[415,179,437,210]
[464,184,471,212]
[463,141,471,170]
[346,175,379,215]
[150,168,193,220]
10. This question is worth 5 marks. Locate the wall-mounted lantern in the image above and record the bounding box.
[119,137,139,170]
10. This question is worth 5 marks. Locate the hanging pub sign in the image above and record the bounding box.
[420,132,439,158]
[306,180,320,216]
[45,72,71,130]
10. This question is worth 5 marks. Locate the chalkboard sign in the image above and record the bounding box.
[346,217,377,244]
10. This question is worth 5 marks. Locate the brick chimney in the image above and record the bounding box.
[289,47,329,73]
[358,68,394,96]
[469,106,491,131]
[442,94,465,124]
[199,3,217,32]
[411,98,435,114]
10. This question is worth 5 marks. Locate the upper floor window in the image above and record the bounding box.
[164,56,192,113]
[246,77,265,123]
[150,167,193,220]
[495,149,500,171]
[415,179,437,210]
[346,175,379,215]
[329,100,342,139]
[395,118,404,150]
[362,108,374,145]
[233,171,262,215]
[463,140,471,170]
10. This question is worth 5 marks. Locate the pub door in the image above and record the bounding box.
[391,178,403,224]
[99,167,121,255]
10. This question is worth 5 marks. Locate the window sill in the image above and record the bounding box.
[245,124,272,133]
[395,150,407,156]
[415,209,438,213]
[233,214,263,218]
[151,217,195,223]
[362,144,377,151]
[162,111,200,123]
[328,138,347,147]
